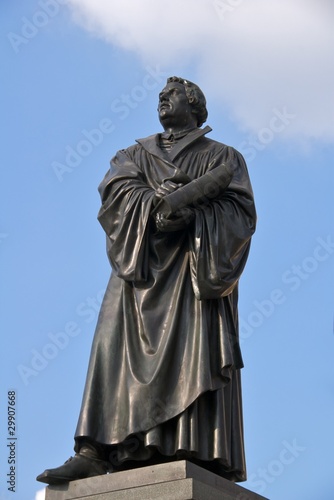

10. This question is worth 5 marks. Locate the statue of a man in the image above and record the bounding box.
[37,76,256,485]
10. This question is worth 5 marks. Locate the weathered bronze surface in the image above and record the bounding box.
[37,77,256,485]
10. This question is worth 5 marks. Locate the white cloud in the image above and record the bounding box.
[66,0,334,141]
[35,488,45,500]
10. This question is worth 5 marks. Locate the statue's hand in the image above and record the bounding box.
[154,208,194,233]
[153,180,183,205]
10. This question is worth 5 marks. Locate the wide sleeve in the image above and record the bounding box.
[189,148,256,300]
[97,148,155,282]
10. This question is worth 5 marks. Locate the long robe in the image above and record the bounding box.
[74,126,256,481]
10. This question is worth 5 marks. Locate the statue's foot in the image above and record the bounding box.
[36,453,110,485]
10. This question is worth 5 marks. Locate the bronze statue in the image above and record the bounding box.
[37,76,256,485]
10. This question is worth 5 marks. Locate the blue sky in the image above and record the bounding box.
[1,1,333,499]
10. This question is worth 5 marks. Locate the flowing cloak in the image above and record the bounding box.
[74,126,256,481]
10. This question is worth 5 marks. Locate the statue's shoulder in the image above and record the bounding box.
[194,137,247,170]
[119,133,158,156]
[196,135,228,153]
[120,143,140,155]
[202,136,245,159]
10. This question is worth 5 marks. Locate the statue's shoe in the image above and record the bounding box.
[36,454,110,485]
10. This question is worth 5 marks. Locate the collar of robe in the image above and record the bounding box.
[136,125,212,163]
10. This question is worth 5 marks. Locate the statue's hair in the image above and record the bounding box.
[167,76,208,127]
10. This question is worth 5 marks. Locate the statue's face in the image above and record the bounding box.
[158,82,195,129]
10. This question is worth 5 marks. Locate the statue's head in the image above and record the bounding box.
[158,77,208,129]
[166,77,208,127]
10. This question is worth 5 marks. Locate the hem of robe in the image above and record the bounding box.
[74,376,246,483]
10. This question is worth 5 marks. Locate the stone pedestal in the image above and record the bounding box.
[45,460,268,500]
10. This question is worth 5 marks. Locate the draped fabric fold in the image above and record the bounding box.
[97,149,155,282]
[74,129,256,482]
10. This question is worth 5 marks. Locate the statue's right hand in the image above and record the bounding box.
[155,180,183,200]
